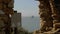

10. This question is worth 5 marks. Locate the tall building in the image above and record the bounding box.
[11,11,21,34]
[11,11,21,29]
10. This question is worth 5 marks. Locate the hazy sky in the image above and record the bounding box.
[14,0,39,16]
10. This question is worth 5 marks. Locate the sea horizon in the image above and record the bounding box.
[22,16,40,32]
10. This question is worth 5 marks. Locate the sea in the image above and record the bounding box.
[22,16,40,32]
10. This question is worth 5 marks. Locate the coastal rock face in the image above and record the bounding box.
[34,0,60,34]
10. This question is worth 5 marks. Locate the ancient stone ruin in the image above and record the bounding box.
[35,0,60,34]
[0,0,14,34]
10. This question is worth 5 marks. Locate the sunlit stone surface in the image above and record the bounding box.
[34,0,60,34]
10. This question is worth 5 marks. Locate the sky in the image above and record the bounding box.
[14,0,39,17]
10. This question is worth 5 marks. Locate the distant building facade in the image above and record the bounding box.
[11,11,21,34]
[11,11,21,28]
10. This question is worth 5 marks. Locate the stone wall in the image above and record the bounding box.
[0,0,14,34]
[35,0,60,34]
[38,0,53,33]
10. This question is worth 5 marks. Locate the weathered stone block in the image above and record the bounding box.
[3,8,14,15]
[0,3,3,10]
[0,0,3,3]
[8,0,14,8]
[3,0,12,3]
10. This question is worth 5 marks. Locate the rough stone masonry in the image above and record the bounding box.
[0,0,14,34]
[35,0,60,34]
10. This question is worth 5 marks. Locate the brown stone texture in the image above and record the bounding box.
[38,0,53,33]
[0,3,3,10]
[0,0,14,34]
[3,0,12,3]
[35,0,60,34]
[0,0,14,15]
[3,8,14,15]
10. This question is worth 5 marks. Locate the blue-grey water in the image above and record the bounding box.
[22,16,40,32]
